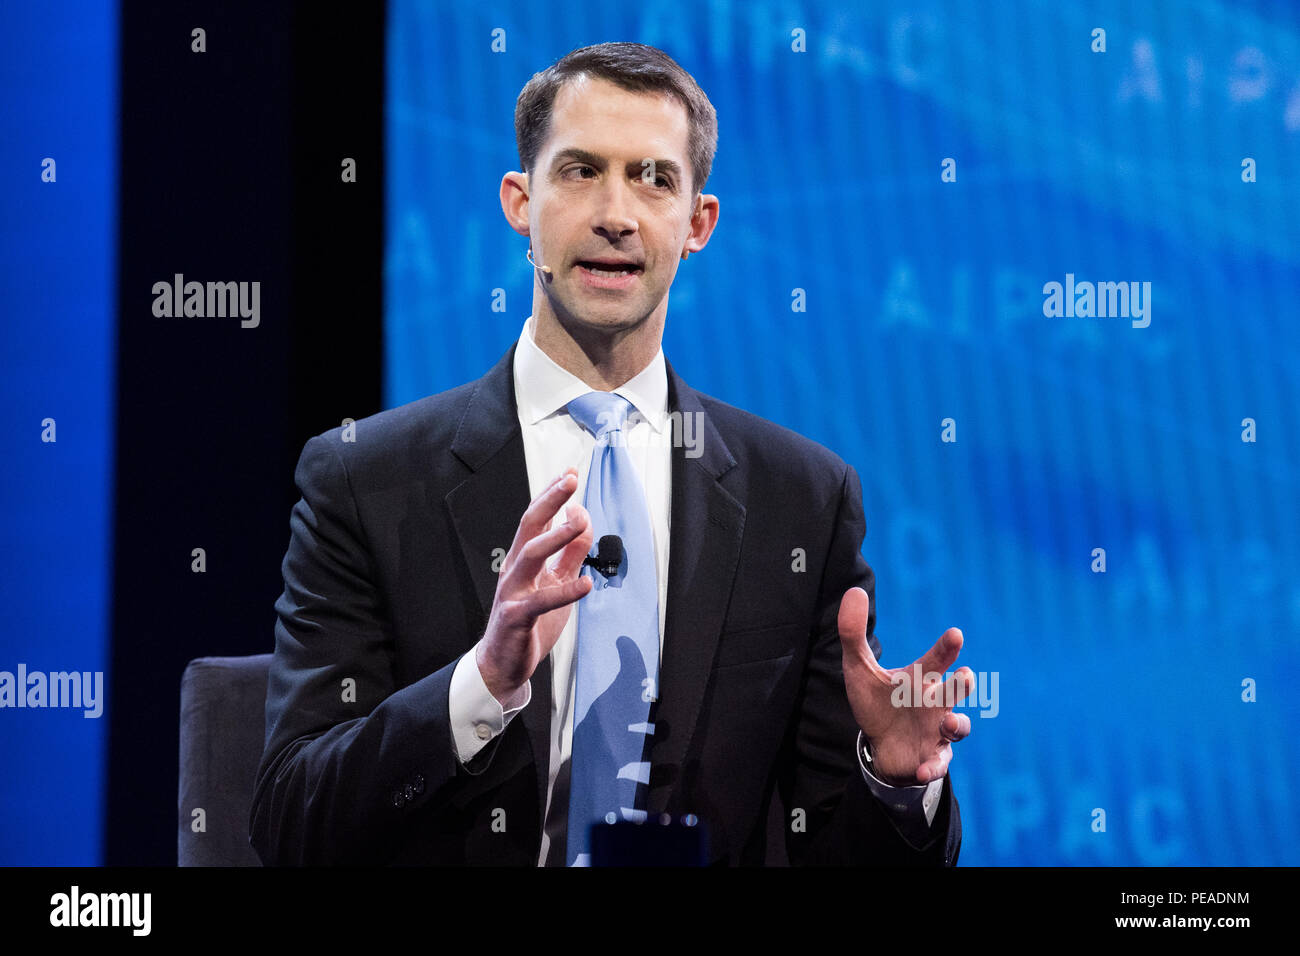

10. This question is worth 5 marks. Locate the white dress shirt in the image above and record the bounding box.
[448,315,942,864]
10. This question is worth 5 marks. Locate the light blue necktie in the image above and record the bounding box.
[564,391,660,867]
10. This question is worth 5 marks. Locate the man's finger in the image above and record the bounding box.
[509,504,589,586]
[837,587,889,678]
[837,586,870,641]
[916,743,952,784]
[549,503,594,580]
[937,666,976,709]
[506,468,579,564]
[525,574,593,618]
[939,710,971,743]
[916,627,963,678]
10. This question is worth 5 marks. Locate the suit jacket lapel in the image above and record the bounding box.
[444,342,554,830]
[646,359,745,816]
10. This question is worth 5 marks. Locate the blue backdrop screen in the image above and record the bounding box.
[386,0,1300,865]
[0,1,116,865]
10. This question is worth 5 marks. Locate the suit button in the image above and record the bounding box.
[475,723,492,741]
[412,774,425,795]
[392,790,406,808]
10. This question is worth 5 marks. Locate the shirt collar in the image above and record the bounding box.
[513,315,668,433]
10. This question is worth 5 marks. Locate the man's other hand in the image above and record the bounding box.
[475,468,594,705]
[837,586,973,786]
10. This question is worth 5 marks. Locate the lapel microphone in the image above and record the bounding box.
[582,534,624,578]
[526,246,552,276]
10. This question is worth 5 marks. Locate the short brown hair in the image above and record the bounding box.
[514,42,718,197]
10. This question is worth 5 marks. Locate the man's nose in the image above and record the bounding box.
[590,178,638,240]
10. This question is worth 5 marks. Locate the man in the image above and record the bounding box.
[251,42,973,866]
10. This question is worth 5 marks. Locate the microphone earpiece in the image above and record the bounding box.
[526,245,552,276]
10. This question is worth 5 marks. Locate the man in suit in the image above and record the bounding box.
[251,42,973,866]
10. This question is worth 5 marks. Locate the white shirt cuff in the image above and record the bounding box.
[449,650,531,764]
[857,731,944,839]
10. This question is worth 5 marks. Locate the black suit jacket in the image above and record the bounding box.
[250,342,962,865]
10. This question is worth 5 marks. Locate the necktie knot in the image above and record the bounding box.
[567,391,634,442]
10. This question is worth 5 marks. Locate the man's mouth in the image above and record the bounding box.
[575,259,643,278]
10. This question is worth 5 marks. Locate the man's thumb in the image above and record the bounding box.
[837,587,870,647]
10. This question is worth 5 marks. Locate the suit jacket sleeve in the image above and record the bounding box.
[249,434,497,865]
[781,462,962,866]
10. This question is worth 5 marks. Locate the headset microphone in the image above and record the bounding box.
[526,246,552,276]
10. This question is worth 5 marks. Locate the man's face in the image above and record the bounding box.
[517,76,704,337]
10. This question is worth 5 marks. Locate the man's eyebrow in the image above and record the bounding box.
[549,148,685,181]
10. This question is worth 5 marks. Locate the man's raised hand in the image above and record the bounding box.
[837,586,974,786]
[475,468,593,705]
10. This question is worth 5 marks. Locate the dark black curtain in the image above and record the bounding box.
[108,1,385,864]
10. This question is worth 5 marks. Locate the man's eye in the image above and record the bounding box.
[567,165,596,179]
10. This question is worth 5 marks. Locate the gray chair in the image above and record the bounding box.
[178,654,272,866]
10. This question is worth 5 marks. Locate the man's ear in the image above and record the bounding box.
[682,190,720,257]
[500,171,531,237]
